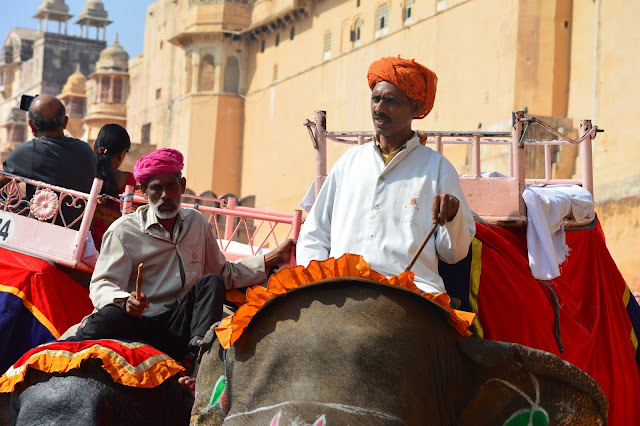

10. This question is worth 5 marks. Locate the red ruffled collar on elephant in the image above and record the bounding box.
[216,254,476,349]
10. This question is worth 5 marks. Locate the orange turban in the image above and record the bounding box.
[367,56,438,119]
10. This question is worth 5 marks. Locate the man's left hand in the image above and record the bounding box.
[431,193,459,225]
[264,238,297,269]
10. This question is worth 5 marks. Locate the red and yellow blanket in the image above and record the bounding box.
[0,338,184,392]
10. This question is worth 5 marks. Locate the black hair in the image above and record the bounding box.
[27,103,66,131]
[94,124,132,196]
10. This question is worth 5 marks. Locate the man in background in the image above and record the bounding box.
[1,94,96,229]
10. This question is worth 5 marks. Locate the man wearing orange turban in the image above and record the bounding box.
[298,56,475,295]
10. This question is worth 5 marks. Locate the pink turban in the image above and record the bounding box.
[133,148,184,185]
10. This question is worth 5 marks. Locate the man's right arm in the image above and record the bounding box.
[89,229,133,309]
[296,169,339,267]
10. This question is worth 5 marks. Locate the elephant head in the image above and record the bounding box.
[190,278,607,425]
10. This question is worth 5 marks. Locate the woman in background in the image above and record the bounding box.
[91,124,136,250]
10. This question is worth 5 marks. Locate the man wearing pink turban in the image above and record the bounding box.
[298,56,475,295]
[75,148,295,391]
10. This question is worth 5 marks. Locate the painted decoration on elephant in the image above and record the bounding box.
[209,375,229,414]
[270,411,326,426]
[486,373,550,426]
[503,408,549,426]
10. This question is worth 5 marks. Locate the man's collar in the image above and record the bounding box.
[374,132,421,166]
[374,131,420,154]
[138,204,185,232]
[374,137,407,156]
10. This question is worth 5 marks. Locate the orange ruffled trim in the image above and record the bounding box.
[216,254,476,349]
[0,340,185,393]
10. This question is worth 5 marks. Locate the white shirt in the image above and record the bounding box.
[297,134,476,294]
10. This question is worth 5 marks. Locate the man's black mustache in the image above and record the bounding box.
[373,113,391,121]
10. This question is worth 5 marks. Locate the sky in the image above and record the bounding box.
[3,0,156,57]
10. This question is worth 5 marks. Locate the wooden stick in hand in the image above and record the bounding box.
[135,263,143,319]
[405,222,439,272]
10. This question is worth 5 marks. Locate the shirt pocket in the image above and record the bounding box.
[393,185,430,225]
[181,245,205,274]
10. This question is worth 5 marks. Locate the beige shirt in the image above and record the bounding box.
[89,205,266,316]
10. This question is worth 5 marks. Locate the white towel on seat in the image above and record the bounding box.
[523,185,595,280]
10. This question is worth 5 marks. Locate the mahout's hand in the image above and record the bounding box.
[126,291,148,319]
[431,193,460,225]
[264,238,297,269]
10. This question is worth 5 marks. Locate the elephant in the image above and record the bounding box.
[190,277,607,426]
[0,358,193,426]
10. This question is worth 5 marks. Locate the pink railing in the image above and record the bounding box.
[304,110,601,226]
[0,172,102,272]
[121,186,303,264]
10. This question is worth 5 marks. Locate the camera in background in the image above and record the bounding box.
[19,94,37,111]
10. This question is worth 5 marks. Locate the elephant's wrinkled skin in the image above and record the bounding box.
[0,358,193,426]
[191,278,607,425]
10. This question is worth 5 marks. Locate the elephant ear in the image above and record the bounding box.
[457,337,607,426]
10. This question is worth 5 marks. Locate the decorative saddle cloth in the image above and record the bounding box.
[0,338,184,393]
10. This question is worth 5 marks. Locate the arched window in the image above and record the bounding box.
[323,31,332,61]
[71,98,84,115]
[100,76,110,102]
[375,3,389,38]
[224,56,240,94]
[113,77,123,103]
[290,26,295,40]
[275,33,280,47]
[353,18,362,47]
[404,0,413,24]
[198,54,215,92]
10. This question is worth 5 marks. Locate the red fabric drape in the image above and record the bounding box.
[0,247,93,339]
[474,221,640,425]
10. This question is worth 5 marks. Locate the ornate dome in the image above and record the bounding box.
[34,0,72,21]
[78,0,108,20]
[37,0,70,14]
[96,35,129,72]
[61,65,87,97]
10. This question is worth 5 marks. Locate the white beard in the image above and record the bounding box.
[149,199,179,220]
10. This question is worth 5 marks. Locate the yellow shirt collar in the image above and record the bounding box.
[375,137,408,166]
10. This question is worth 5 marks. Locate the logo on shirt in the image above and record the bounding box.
[405,196,420,211]
[192,253,198,259]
